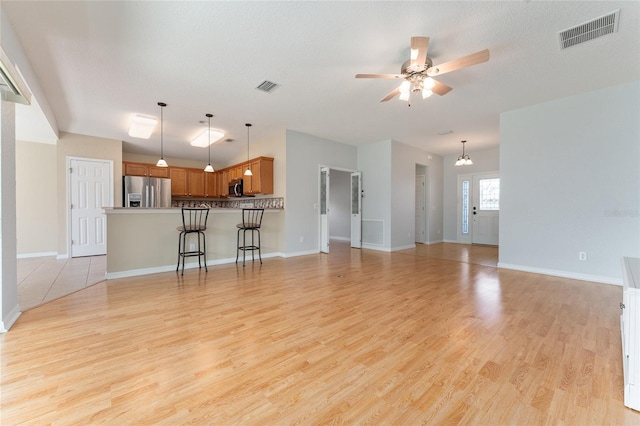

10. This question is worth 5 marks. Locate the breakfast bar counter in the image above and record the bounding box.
[105,208,284,278]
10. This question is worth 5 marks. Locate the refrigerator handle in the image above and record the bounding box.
[145,185,149,208]
[151,185,155,207]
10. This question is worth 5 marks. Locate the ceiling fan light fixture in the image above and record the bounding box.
[423,77,435,90]
[399,91,410,101]
[422,89,433,99]
[128,114,157,139]
[455,140,473,166]
[399,80,411,93]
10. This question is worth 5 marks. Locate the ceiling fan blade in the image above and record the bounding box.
[356,74,404,79]
[380,87,400,102]
[431,80,453,96]
[410,36,429,69]
[427,49,490,76]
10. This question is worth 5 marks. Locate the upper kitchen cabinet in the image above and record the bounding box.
[204,171,218,198]
[245,157,274,195]
[123,161,170,178]
[170,167,205,197]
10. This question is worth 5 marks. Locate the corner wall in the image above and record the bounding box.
[284,130,357,255]
[56,132,122,257]
[499,80,640,283]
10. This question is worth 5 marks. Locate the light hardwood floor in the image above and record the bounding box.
[2,242,638,424]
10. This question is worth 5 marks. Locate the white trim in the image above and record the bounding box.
[392,244,416,252]
[497,262,622,286]
[107,252,284,279]
[330,236,350,242]
[426,239,444,245]
[1,305,22,333]
[283,249,319,258]
[56,253,69,260]
[17,251,57,259]
[362,243,392,252]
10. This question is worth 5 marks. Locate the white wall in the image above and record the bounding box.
[499,80,640,284]
[358,139,443,251]
[443,148,500,242]
[284,130,357,255]
[358,140,392,250]
[329,169,350,240]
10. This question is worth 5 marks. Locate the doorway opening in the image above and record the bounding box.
[319,166,362,254]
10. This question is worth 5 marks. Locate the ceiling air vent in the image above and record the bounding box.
[256,80,279,93]
[558,9,620,50]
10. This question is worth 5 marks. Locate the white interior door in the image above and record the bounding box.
[415,175,426,243]
[471,172,500,245]
[70,159,112,257]
[320,167,330,253]
[350,171,362,248]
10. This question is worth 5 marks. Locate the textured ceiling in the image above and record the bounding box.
[4,1,639,165]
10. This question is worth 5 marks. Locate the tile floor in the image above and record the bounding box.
[17,255,106,311]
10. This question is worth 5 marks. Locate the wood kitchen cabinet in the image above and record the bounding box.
[170,167,205,197]
[218,169,230,197]
[204,171,218,197]
[245,157,274,195]
[123,161,170,178]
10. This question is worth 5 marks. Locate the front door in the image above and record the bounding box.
[471,172,500,245]
[70,158,112,257]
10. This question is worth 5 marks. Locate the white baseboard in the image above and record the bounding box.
[426,240,444,245]
[497,262,622,286]
[361,243,390,252]
[17,251,57,259]
[1,305,22,333]
[56,253,69,260]
[330,236,350,242]
[282,249,319,258]
[392,244,416,252]
[106,252,284,279]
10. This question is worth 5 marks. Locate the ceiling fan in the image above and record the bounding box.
[356,36,490,104]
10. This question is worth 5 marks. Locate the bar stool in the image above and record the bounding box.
[236,208,264,266]
[177,208,209,275]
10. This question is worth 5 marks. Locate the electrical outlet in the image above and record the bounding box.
[579,252,587,261]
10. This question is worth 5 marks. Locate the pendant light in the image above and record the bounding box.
[243,123,253,176]
[203,113,214,173]
[455,140,473,166]
[156,102,168,167]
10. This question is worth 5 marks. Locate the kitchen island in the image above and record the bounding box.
[105,208,284,278]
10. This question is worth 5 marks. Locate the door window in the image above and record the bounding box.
[478,178,500,210]
[461,180,470,234]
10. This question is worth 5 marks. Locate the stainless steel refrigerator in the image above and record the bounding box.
[123,176,172,208]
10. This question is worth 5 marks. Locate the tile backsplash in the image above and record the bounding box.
[172,197,284,209]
